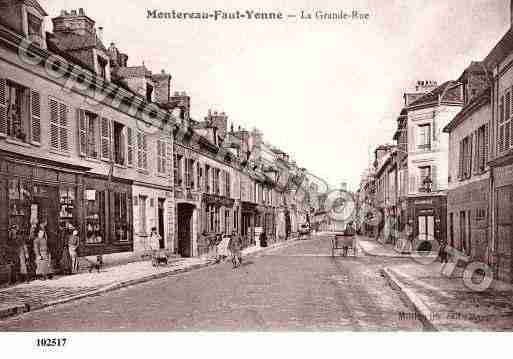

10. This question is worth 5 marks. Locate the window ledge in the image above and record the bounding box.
[157,173,169,179]
[83,156,102,164]
[137,169,150,175]
[49,149,71,157]
[114,163,127,169]
[4,137,32,148]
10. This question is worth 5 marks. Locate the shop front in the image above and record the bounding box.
[81,174,133,257]
[406,195,446,252]
[199,193,234,256]
[491,162,513,283]
[241,201,257,249]
[0,151,89,283]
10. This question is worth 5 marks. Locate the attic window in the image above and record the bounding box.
[27,13,42,37]
[97,56,108,79]
[26,12,43,47]
[146,84,154,103]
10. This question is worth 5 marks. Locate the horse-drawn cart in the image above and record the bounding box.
[331,232,357,257]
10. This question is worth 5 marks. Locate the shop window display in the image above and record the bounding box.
[113,192,129,242]
[8,178,31,238]
[85,190,105,244]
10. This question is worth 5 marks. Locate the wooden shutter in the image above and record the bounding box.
[484,123,489,168]
[166,141,173,175]
[473,130,479,175]
[157,140,162,173]
[137,131,143,169]
[126,127,133,167]
[30,89,41,144]
[49,97,59,150]
[506,118,511,151]
[0,78,6,136]
[142,133,148,169]
[100,117,111,160]
[431,165,437,191]
[59,102,68,151]
[77,109,87,156]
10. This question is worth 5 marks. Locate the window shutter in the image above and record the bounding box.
[468,134,473,178]
[506,91,511,121]
[100,117,111,160]
[30,89,41,144]
[77,109,87,156]
[499,125,505,153]
[49,97,59,150]
[142,133,148,169]
[58,102,68,151]
[126,127,133,167]
[166,141,173,175]
[506,120,511,151]
[409,175,416,193]
[484,123,489,167]
[157,140,162,173]
[431,165,437,191]
[0,78,6,136]
[473,130,479,175]
[458,141,463,179]
[137,131,143,169]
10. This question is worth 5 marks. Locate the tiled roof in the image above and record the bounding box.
[408,81,463,108]
[484,28,513,70]
[115,66,152,79]
[53,32,107,52]
[23,0,48,16]
[443,87,491,133]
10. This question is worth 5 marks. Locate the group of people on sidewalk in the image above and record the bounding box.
[212,231,243,269]
[6,221,80,284]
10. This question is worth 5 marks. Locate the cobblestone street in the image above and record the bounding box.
[0,235,423,331]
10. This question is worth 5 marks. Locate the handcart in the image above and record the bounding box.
[151,249,170,267]
[331,233,357,257]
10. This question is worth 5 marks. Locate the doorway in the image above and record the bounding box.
[157,198,165,249]
[177,203,194,257]
[418,215,434,241]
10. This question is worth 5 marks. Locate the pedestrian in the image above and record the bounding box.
[60,225,72,275]
[259,231,268,248]
[8,225,29,283]
[68,228,80,274]
[33,225,52,280]
[343,222,355,257]
[229,230,242,269]
[438,239,449,263]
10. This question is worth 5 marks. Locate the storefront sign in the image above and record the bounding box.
[414,199,433,206]
[495,163,513,187]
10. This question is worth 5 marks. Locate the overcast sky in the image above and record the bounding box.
[41,0,509,191]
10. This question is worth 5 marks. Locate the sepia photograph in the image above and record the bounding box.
[0,0,512,356]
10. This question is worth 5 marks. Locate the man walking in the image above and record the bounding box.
[229,230,242,269]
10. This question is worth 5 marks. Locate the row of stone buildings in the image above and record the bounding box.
[0,0,314,282]
[357,1,513,283]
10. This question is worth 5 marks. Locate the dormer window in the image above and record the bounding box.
[23,6,46,49]
[97,56,108,79]
[146,84,154,103]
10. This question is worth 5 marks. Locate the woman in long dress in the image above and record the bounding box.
[33,226,52,280]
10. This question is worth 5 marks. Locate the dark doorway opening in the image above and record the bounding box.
[177,203,194,257]
[158,198,165,249]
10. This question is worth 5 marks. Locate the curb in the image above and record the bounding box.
[381,267,439,331]
[357,238,437,260]
[0,238,301,322]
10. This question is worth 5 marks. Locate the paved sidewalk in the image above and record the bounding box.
[382,261,513,331]
[0,238,299,321]
[357,236,437,260]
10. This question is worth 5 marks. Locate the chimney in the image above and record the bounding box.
[52,8,96,36]
[97,27,103,41]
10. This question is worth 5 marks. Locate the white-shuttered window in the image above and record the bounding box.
[49,97,69,152]
[0,79,41,145]
[137,131,148,170]
[126,127,134,167]
[498,90,513,155]
[157,139,167,174]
